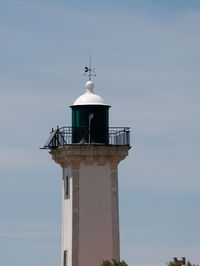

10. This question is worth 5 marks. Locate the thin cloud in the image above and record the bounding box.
[0,231,59,238]
[0,221,60,229]
[0,146,51,168]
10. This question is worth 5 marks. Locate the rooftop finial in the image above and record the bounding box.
[84,53,96,81]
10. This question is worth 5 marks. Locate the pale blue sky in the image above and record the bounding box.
[0,0,200,266]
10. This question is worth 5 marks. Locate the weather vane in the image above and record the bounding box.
[84,54,96,81]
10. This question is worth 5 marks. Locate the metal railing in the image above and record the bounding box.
[42,126,130,149]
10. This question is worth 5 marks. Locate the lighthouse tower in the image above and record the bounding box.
[43,67,130,266]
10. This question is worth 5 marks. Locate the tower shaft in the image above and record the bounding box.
[50,146,129,266]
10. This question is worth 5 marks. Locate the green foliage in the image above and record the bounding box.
[167,260,199,266]
[168,262,181,266]
[168,263,180,266]
[101,259,128,266]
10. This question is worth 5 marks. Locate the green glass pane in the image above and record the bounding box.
[76,110,79,127]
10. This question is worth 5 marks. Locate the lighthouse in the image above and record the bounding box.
[42,65,131,266]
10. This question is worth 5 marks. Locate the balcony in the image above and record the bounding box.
[42,126,130,149]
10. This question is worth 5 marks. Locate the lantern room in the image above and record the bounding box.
[71,80,110,145]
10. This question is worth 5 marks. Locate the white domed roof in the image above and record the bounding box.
[72,80,110,106]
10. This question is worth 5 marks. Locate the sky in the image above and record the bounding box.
[0,0,200,265]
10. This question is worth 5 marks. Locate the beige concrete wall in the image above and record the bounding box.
[79,161,113,266]
[51,146,130,266]
[62,166,73,266]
